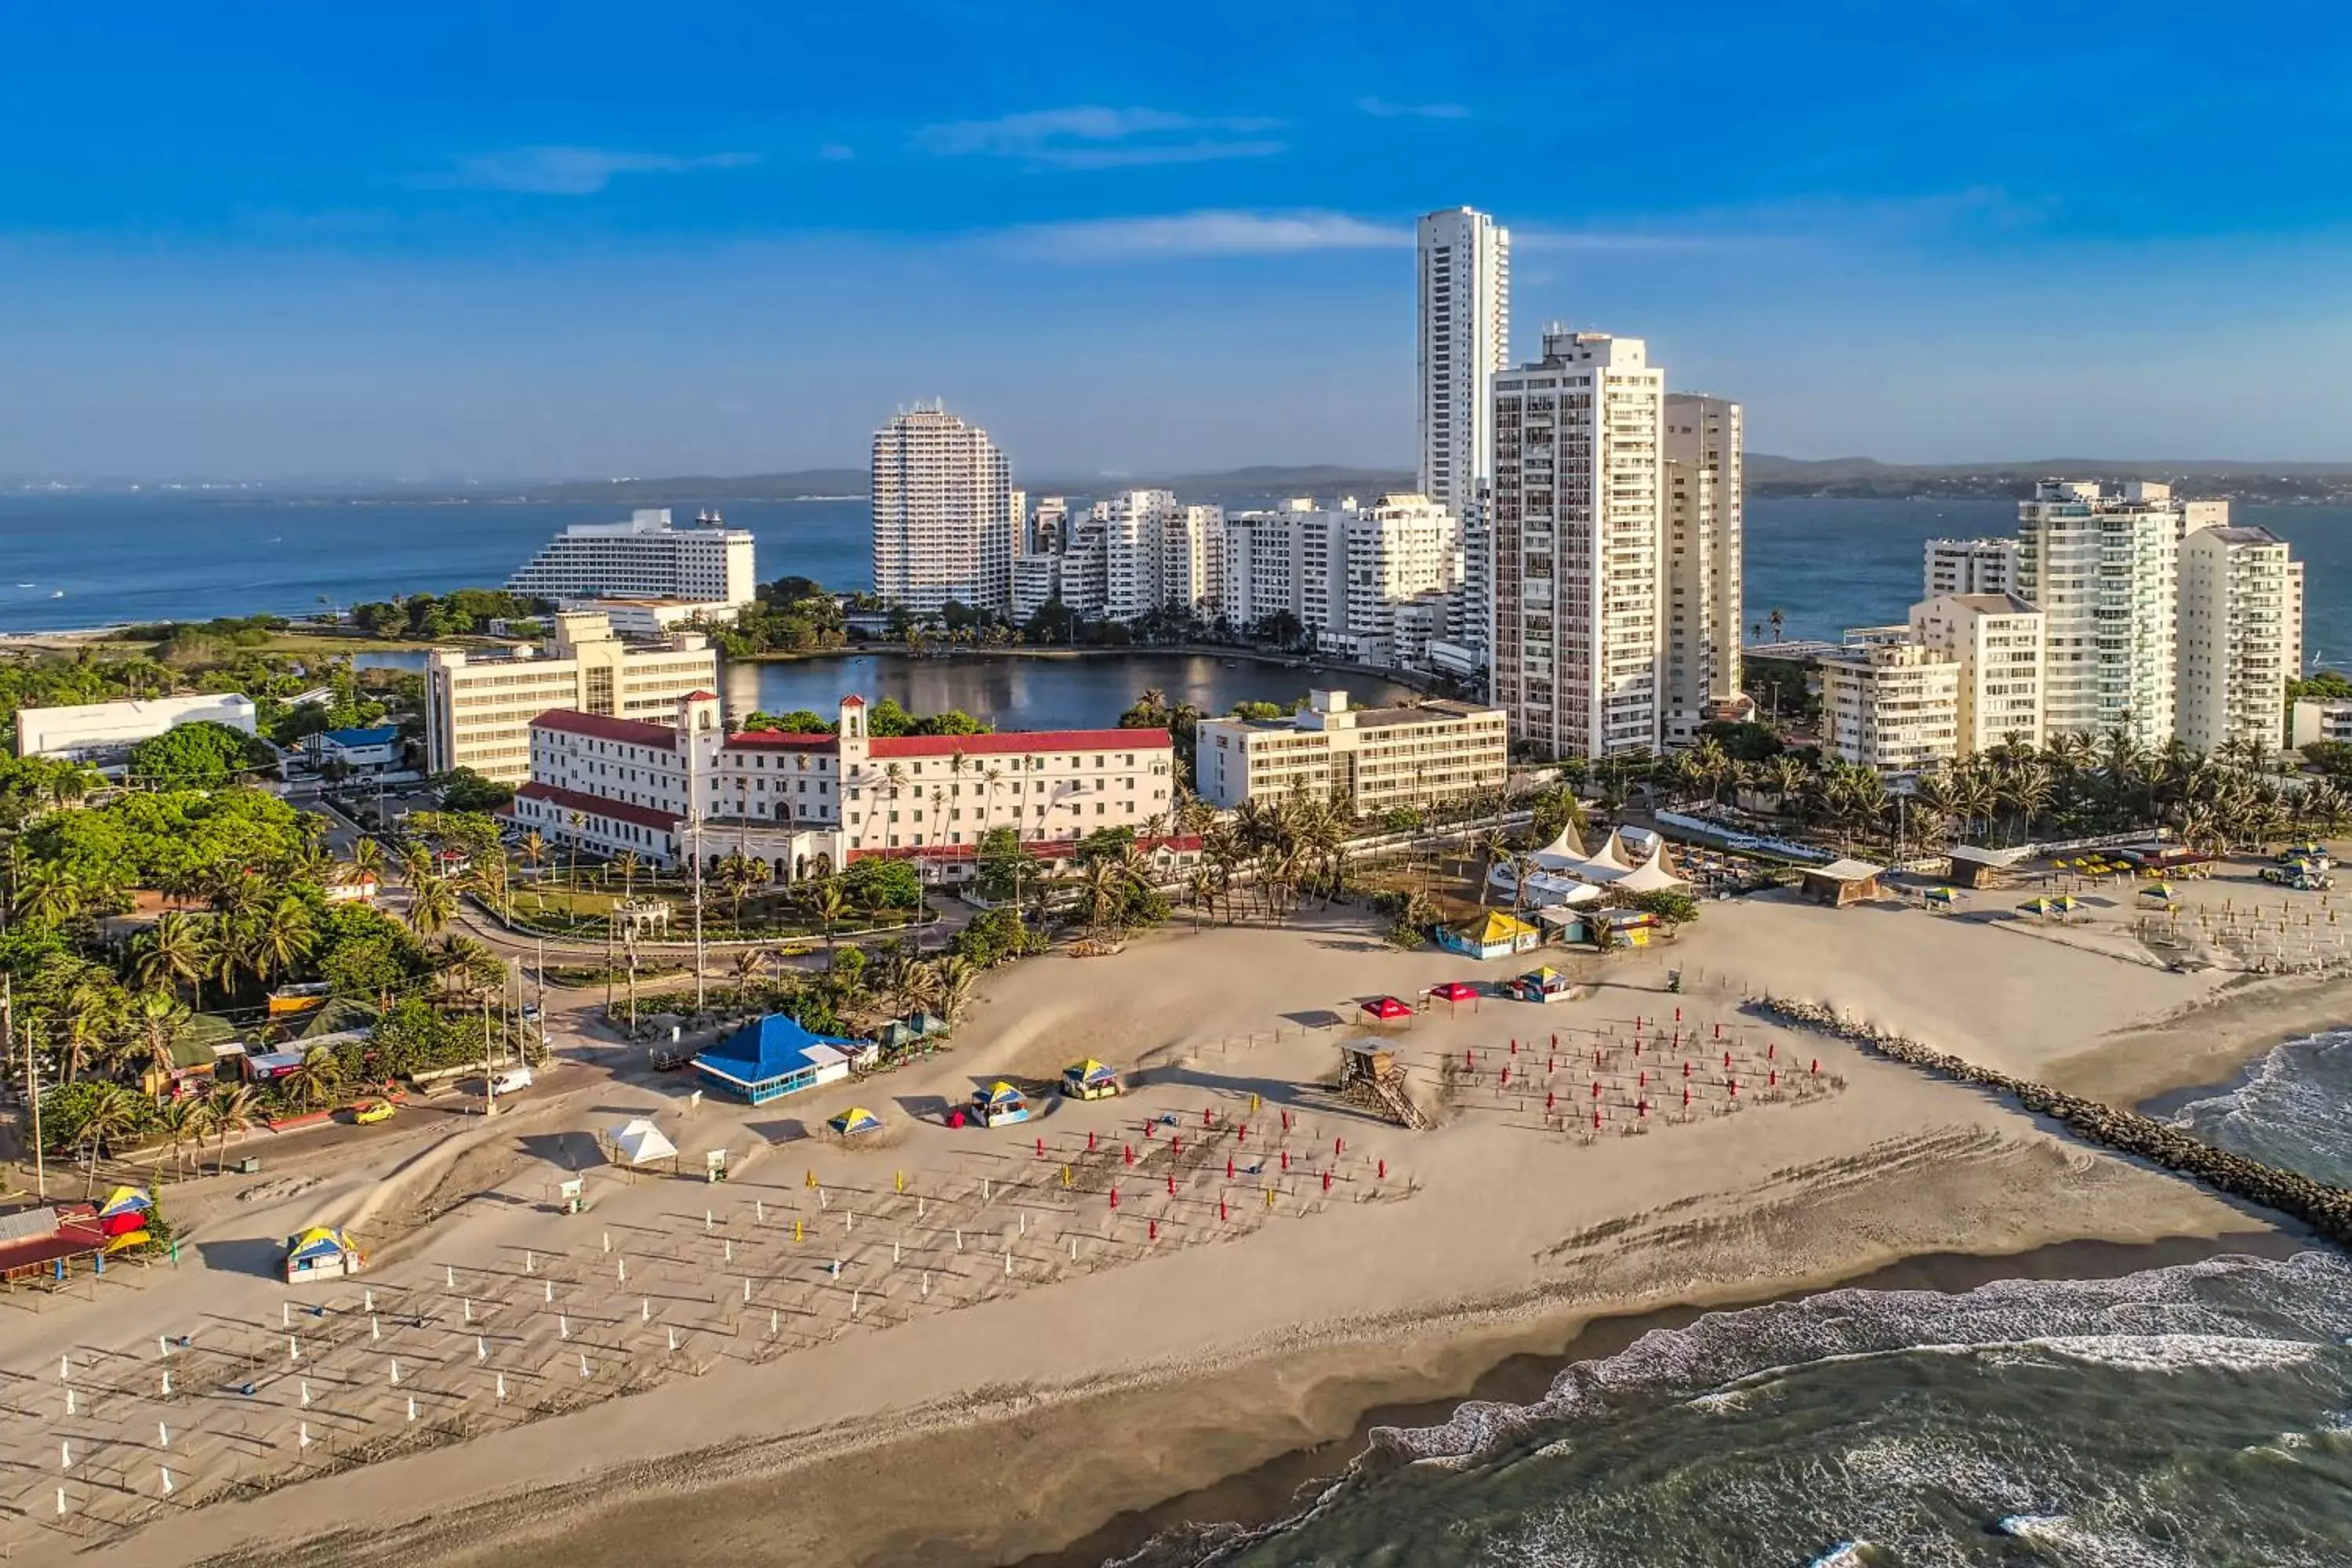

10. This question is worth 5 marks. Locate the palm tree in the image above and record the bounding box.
[251,895,316,983]
[292,1046,348,1113]
[611,850,642,899]
[14,862,81,926]
[350,835,385,885]
[133,911,213,1006]
[408,873,458,937]
[1080,855,1133,936]
[927,954,978,1025]
[518,830,548,877]
[204,1081,258,1174]
[151,1097,203,1183]
[130,991,192,1083]
[399,842,435,890]
[75,1083,143,1197]
[812,881,851,948]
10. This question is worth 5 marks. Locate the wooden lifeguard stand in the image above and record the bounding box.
[1338,1040,1428,1129]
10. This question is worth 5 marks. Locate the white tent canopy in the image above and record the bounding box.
[609,1117,679,1167]
[1530,820,1590,868]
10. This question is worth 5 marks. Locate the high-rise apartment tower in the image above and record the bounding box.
[1416,208,1510,520]
[871,403,1015,615]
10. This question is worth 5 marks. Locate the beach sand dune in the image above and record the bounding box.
[4,889,2321,1568]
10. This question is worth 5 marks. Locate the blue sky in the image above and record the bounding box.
[3,2,2348,479]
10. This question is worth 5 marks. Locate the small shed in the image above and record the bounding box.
[1508,966,1576,1003]
[1798,858,1886,908]
[905,1009,949,1038]
[1062,1059,1123,1098]
[283,1226,365,1283]
[972,1081,1030,1128]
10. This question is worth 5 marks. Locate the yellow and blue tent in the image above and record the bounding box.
[828,1106,884,1138]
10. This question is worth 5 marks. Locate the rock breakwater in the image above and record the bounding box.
[1754,996,2352,1247]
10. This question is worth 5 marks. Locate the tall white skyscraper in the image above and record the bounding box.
[1662,394,1744,746]
[870,402,1014,614]
[1096,489,1178,623]
[1416,208,1510,520]
[2016,479,2183,748]
[2177,524,2302,754]
[1490,328,1667,758]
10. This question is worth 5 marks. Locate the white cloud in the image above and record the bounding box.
[1007,209,1406,260]
[418,146,759,196]
[916,106,1285,169]
[1353,96,1469,119]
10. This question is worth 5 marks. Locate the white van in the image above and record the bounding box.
[491,1065,535,1096]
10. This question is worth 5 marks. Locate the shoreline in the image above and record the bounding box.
[1008,1226,2315,1568]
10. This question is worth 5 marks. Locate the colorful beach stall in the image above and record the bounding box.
[691,1014,862,1105]
[283,1226,365,1283]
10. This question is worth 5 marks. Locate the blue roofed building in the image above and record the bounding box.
[691,1014,864,1105]
[303,724,404,771]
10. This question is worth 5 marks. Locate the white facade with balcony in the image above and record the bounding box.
[1818,641,1960,775]
[506,509,756,609]
[1663,394,1743,746]
[1417,207,1510,520]
[2016,479,2183,748]
[871,403,1015,614]
[2177,524,2301,754]
[1909,592,2045,754]
[1490,328,1666,758]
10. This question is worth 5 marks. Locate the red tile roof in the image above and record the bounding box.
[840,695,866,707]
[516,782,681,833]
[680,689,719,702]
[866,728,1171,759]
[726,729,835,750]
[532,710,678,749]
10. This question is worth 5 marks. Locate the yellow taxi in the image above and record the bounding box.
[352,1098,396,1126]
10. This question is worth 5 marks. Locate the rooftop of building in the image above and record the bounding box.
[866,728,1171,759]
[314,724,402,747]
[2199,526,2285,546]
[533,709,678,748]
[1927,591,2039,615]
[515,781,681,833]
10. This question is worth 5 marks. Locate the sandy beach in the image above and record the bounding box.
[4,858,2341,1568]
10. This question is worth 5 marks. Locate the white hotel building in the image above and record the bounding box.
[2177,524,2302,754]
[506,509,757,610]
[872,403,1016,615]
[512,694,1184,883]
[1490,328,1667,758]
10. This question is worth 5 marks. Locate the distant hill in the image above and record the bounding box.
[1748,454,2352,502]
[531,469,869,503]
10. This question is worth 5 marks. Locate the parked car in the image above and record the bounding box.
[353,1098,396,1126]
[490,1065,535,1095]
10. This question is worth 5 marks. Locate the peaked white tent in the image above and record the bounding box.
[608,1117,679,1167]
[1611,837,1690,893]
[1529,820,1590,869]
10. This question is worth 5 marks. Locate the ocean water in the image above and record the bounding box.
[6,493,2351,666]
[1111,1040,2352,1568]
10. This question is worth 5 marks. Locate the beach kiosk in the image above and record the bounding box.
[1360,995,1416,1028]
[1798,858,1886,908]
[1507,966,1575,1004]
[827,1106,884,1138]
[283,1226,365,1283]
[1062,1058,1123,1099]
[691,1014,860,1105]
[1437,910,1542,961]
[972,1081,1031,1128]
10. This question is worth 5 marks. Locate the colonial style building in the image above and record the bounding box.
[510,693,1184,884]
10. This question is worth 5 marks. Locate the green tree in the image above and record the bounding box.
[127,721,266,788]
